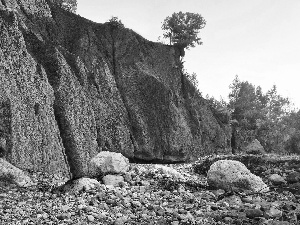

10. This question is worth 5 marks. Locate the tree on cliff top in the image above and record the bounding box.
[53,0,77,13]
[162,11,206,52]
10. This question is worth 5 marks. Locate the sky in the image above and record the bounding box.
[77,0,300,109]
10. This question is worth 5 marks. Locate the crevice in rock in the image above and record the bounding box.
[0,99,12,158]
[53,105,72,178]
[128,157,185,164]
[34,103,40,115]
[107,25,138,156]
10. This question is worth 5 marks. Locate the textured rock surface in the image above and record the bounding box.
[0,158,34,187]
[0,0,230,177]
[53,177,101,194]
[89,151,129,177]
[207,160,269,193]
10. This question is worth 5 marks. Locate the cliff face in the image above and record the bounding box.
[0,0,231,178]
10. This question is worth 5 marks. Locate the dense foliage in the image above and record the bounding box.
[208,75,300,154]
[105,16,125,29]
[162,12,206,49]
[53,0,77,13]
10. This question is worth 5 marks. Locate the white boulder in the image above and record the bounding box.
[207,160,269,193]
[89,151,129,177]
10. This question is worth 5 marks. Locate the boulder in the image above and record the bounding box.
[102,175,124,186]
[0,158,34,187]
[89,151,129,177]
[286,171,300,184]
[207,160,269,193]
[268,174,286,185]
[53,177,101,194]
[245,139,266,155]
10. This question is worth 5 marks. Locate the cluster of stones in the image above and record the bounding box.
[1,152,300,224]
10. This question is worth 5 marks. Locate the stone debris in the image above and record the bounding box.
[1,154,300,224]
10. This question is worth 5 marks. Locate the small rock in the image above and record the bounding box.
[102,175,124,187]
[61,205,70,212]
[218,195,242,208]
[265,207,282,218]
[77,204,86,210]
[57,213,71,220]
[154,165,184,180]
[87,215,95,222]
[286,171,300,184]
[269,174,286,185]
[245,209,264,219]
[288,182,300,194]
[131,200,142,208]
[171,221,179,225]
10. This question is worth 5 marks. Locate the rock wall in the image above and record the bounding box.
[0,0,231,178]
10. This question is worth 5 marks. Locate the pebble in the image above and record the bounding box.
[87,215,95,222]
[57,212,71,220]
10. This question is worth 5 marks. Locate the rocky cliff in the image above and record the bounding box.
[0,0,231,179]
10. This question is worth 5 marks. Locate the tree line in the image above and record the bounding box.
[207,75,300,154]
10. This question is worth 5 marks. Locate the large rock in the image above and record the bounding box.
[0,158,34,187]
[0,0,231,177]
[207,160,269,193]
[89,151,129,177]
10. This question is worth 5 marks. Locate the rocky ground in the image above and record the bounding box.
[1,154,300,225]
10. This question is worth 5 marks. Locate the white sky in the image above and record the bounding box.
[77,0,300,109]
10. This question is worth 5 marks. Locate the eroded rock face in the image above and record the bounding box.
[207,160,269,193]
[0,158,34,187]
[0,0,231,178]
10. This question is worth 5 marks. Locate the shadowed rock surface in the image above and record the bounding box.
[0,0,230,178]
